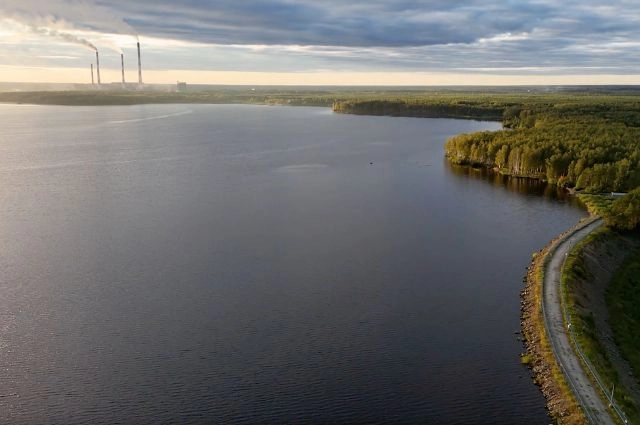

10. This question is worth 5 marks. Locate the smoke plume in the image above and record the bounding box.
[32,26,97,51]
[0,0,137,52]
[0,0,136,35]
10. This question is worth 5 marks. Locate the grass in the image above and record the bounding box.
[577,194,616,217]
[607,248,640,392]
[562,227,640,425]
[520,353,533,365]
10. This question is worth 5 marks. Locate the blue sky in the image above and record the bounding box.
[1,0,639,85]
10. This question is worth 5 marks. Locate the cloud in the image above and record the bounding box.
[101,0,640,71]
[1,0,640,79]
[108,0,546,47]
[0,0,136,35]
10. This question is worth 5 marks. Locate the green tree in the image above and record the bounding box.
[603,188,640,230]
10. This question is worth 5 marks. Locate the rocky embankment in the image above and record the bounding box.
[520,218,599,424]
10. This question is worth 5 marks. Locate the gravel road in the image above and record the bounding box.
[543,219,617,425]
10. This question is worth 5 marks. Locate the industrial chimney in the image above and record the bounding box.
[91,63,94,85]
[137,42,143,85]
[95,51,101,85]
[121,53,125,85]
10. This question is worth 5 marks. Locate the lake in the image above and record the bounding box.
[0,104,585,424]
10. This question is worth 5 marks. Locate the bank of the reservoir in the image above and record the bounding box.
[335,95,640,423]
[521,218,640,425]
[520,219,596,425]
[334,95,640,424]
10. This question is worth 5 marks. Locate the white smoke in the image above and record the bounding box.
[0,0,137,52]
[98,38,124,54]
[31,25,97,51]
[0,0,136,34]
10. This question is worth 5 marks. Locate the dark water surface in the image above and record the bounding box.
[0,104,585,424]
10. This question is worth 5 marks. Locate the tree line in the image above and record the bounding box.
[335,93,640,230]
[444,99,640,193]
[333,99,504,120]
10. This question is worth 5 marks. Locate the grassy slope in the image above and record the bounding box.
[608,246,640,386]
[563,228,640,424]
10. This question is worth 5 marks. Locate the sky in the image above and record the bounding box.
[0,0,639,85]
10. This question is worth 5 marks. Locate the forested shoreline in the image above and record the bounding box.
[445,100,640,191]
[332,98,504,121]
[0,90,336,107]
[334,95,640,193]
[335,94,640,230]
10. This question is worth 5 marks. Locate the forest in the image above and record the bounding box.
[334,94,640,194]
[336,92,640,230]
[334,95,640,193]
[332,98,504,120]
[0,89,336,107]
[444,98,640,192]
[446,96,640,229]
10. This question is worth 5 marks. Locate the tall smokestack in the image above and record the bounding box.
[95,51,101,85]
[137,42,142,85]
[91,63,94,85]
[121,53,125,84]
